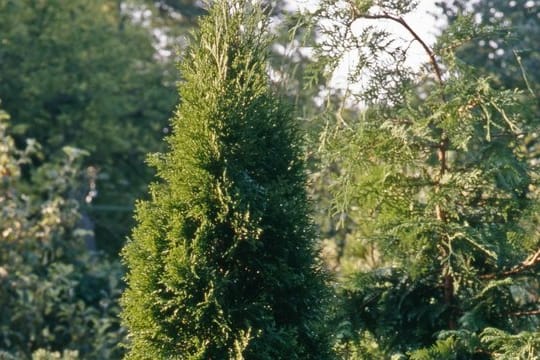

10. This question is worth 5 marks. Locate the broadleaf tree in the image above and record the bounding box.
[121,1,333,358]
[0,105,125,359]
[0,0,180,254]
[310,0,540,357]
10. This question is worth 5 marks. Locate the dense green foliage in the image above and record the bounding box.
[121,1,332,358]
[0,107,124,359]
[311,0,540,358]
[1,0,538,358]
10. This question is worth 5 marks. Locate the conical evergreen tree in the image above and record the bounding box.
[121,1,332,358]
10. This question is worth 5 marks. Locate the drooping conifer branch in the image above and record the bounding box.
[347,3,444,86]
[346,1,459,330]
[480,248,540,280]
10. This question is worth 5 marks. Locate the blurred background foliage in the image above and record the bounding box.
[0,107,124,358]
[0,0,204,254]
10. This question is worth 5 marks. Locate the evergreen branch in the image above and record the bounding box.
[345,3,451,220]
[344,4,459,330]
[513,49,535,97]
[490,100,522,134]
[347,4,444,86]
[480,248,540,280]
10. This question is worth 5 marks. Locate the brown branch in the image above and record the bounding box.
[443,272,457,329]
[435,135,449,222]
[348,7,444,86]
[480,248,540,280]
[524,248,540,266]
[509,309,540,317]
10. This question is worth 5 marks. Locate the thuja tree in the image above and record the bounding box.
[311,0,539,358]
[437,0,540,168]
[437,0,540,93]
[121,1,332,358]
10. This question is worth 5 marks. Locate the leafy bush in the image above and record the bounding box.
[0,106,125,359]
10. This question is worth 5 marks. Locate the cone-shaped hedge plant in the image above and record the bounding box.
[121,1,332,358]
